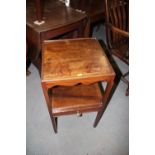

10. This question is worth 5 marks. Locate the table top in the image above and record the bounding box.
[41,38,115,83]
[26,0,87,33]
[70,0,105,16]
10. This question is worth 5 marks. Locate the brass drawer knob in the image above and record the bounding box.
[77,111,82,117]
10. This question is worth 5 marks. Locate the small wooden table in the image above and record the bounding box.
[41,38,115,133]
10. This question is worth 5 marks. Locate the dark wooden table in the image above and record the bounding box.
[30,0,105,26]
[26,0,87,72]
[70,0,105,36]
[41,38,115,133]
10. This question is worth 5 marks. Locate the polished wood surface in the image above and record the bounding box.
[50,83,103,116]
[27,0,105,38]
[41,38,115,133]
[42,38,115,83]
[70,0,105,19]
[104,0,129,95]
[26,0,87,72]
[27,0,87,33]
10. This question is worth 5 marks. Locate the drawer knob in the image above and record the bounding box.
[77,111,82,117]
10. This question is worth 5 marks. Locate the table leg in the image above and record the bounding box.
[41,83,58,133]
[94,80,114,127]
[84,18,91,37]
[49,115,57,133]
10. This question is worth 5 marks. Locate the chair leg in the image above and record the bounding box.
[26,70,31,76]
[126,84,129,96]
[121,71,129,96]
[122,71,129,78]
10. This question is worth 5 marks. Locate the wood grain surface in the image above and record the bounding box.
[42,38,115,83]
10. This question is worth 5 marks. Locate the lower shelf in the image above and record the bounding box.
[49,83,104,116]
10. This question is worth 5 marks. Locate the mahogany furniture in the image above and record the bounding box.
[26,0,87,72]
[70,0,105,36]
[104,0,129,95]
[41,38,115,133]
[26,41,31,76]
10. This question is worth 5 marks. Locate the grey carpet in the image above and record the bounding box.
[26,24,129,155]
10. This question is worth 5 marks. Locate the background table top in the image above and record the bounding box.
[26,0,87,33]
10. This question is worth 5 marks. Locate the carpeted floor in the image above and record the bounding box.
[26,24,129,155]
